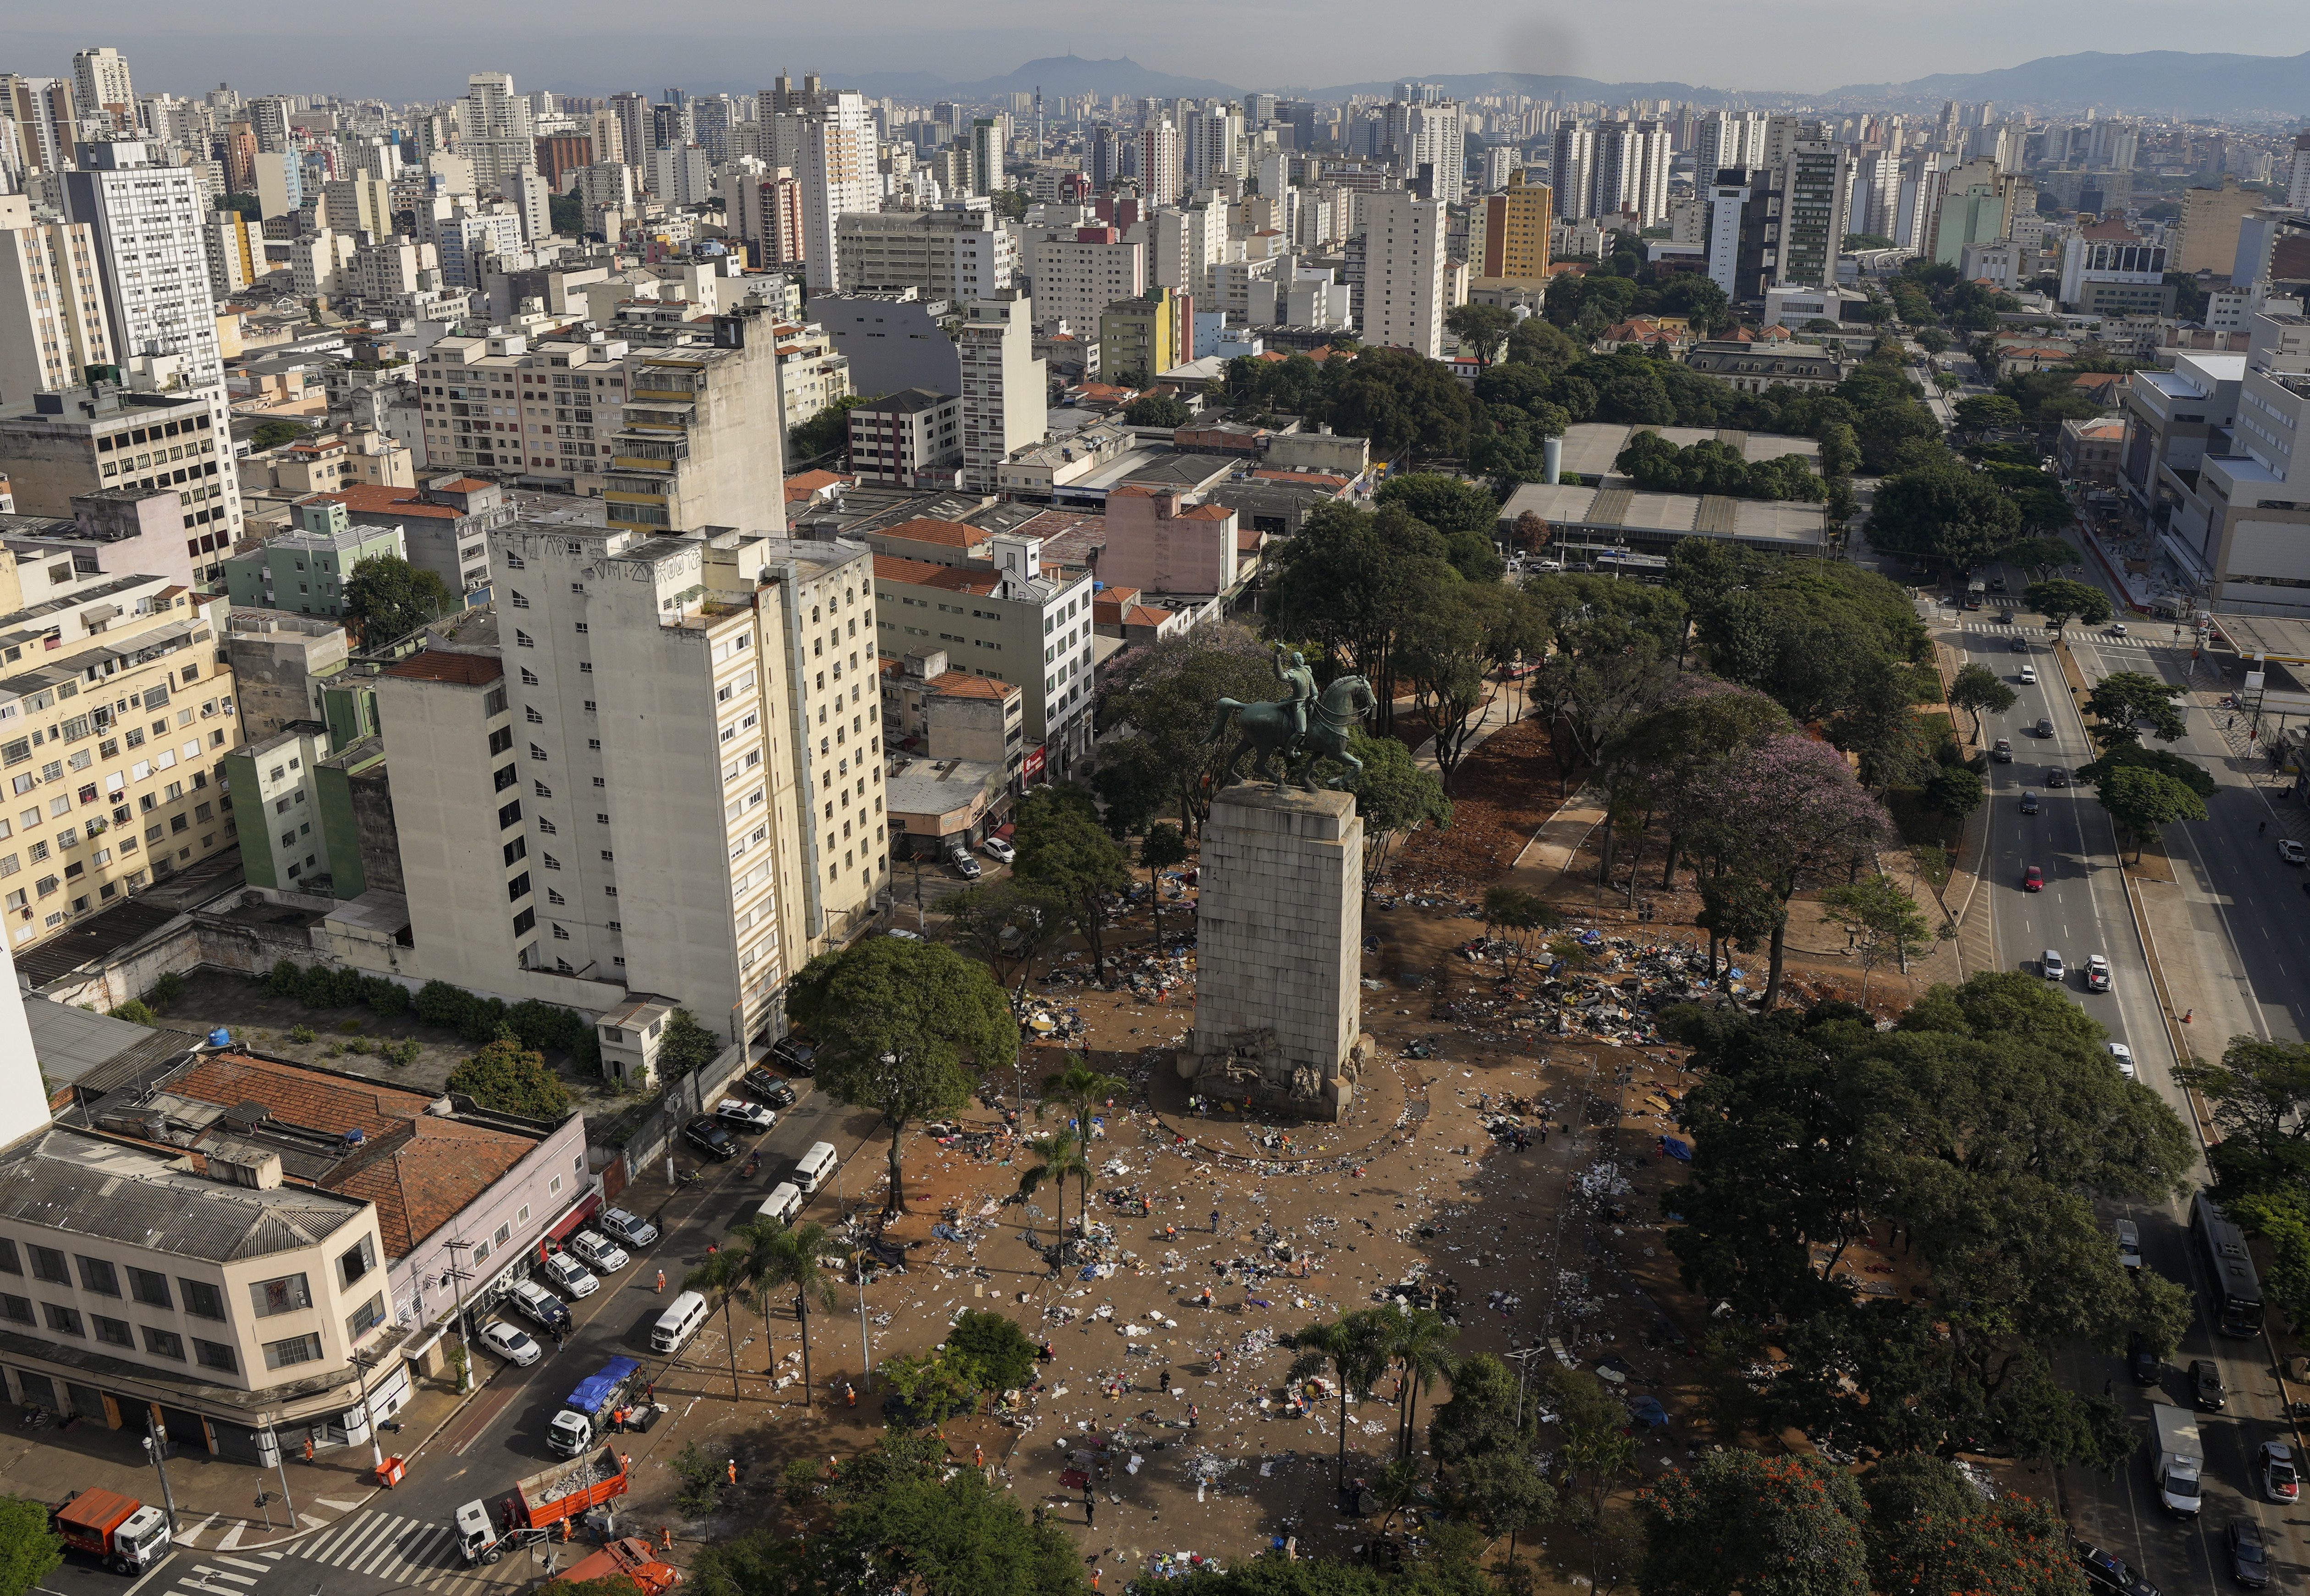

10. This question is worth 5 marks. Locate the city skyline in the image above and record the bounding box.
[6,19,2310,111]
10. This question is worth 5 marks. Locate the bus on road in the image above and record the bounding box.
[2193,1192,2265,1337]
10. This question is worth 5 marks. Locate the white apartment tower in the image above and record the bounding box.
[958,292,1047,493]
[801,93,879,294]
[1551,122,1596,221]
[463,72,535,196]
[1693,110,1768,180]
[1140,121,1182,205]
[71,47,134,128]
[1357,189,1446,357]
[0,193,114,401]
[1593,121,1670,226]
[379,523,884,1050]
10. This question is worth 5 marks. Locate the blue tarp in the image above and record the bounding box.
[1660,1136,1692,1161]
[1631,1396,1670,1427]
[567,1356,641,1414]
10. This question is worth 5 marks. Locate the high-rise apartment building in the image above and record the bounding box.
[1030,226,1145,333]
[1692,110,1768,181]
[646,145,711,208]
[463,72,535,195]
[204,209,257,297]
[957,292,1047,494]
[0,383,236,583]
[1551,122,1596,221]
[321,175,392,238]
[378,522,879,1051]
[834,204,1014,299]
[70,48,134,130]
[1466,171,1553,289]
[607,93,649,174]
[247,96,291,155]
[1774,141,1853,288]
[1355,189,1446,357]
[970,118,1005,198]
[598,314,790,537]
[800,93,879,294]
[0,195,114,404]
[1139,121,1182,205]
[1593,121,1670,226]
[3,77,76,176]
[0,569,240,952]
[1188,110,1244,189]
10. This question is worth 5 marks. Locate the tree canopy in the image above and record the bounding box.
[446,1029,571,1119]
[343,554,455,647]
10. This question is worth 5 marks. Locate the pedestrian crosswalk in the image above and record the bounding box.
[232,1508,505,1595]
[1959,622,2168,649]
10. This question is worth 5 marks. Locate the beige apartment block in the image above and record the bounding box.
[0,583,240,952]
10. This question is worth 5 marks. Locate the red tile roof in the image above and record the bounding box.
[927,670,1016,700]
[782,468,853,504]
[1251,469,1351,489]
[319,484,462,520]
[381,650,504,686]
[1180,503,1232,521]
[873,554,998,595]
[436,477,493,492]
[170,1052,537,1257]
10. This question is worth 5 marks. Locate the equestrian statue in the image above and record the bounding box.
[1204,644,1377,792]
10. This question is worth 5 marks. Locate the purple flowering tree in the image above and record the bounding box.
[1695,734,1893,1008]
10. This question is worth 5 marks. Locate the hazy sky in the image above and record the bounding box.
[9,5,2310,100]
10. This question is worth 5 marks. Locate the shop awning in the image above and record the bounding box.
[547,1191,601,1241]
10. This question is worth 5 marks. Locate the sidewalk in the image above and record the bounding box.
[0,1365,480,1551]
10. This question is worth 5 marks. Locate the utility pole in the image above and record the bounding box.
[142,1413,180,1532]
[442,1236,475,1393]
[349,1348,386,1469]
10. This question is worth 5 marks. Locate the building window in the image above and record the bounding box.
[0,1293,29,1326]
[263,1333,324,1370]
[94,1314,135,1348]
[0,1239,16,1275]
[180,1278,225,1320]
[142,1325,186,1360]
[76,1256,120,1296]
[128,1267,170,1309]
[249,1272,312,1317]
[42,1302,83,1336]
[346,1292,386,1342]
[194,1338,237,1372]
[27,1245,66,1285]
[339,1235,375,1290]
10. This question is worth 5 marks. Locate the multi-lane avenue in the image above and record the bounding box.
[1943,558,2304,1596]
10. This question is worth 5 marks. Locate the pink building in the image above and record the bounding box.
[1099,486,1240,598]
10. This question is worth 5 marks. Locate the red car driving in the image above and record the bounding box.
[2023,865,2044,892]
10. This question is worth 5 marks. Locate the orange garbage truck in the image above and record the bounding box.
[557,1536,682,1593]
[54,1488,172,1574]
[454,1445,631,1564]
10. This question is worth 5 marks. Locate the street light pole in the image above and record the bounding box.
[349,1348,386,1469]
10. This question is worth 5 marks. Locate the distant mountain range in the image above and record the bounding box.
[546,47,2310,121]
[1825,50,2310,117]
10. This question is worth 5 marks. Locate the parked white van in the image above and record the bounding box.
[758,1182,803,1225]
[651,1289,709,1354]
[793,1140,840,1194]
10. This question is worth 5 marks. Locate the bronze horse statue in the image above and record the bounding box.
[1205,673,1377,791]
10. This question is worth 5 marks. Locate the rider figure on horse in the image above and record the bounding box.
[1274,644,1318,758]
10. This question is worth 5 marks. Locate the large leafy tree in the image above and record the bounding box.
[1640,1451,1871,1596]
[937,879,1073,999]
[343,553,455,647]
[788,937,1016,1216]
[1096,622,1277,832]
[1373,473,1506,581]
[446,1029,571,1118]
[1329,730,1449,890]
[1268,501,1457,732]
[2084,669,2186,748]
[1322,347,1475,460]
[1947,662,2017,744]
[2095,765,2206,861]
[1444,302,1515,364]
[1868,463,2023,573]
[0,1498,63,1596]
[2023,578,2111,635]
[1012,785,1131,980]
[1395,583,1533,787]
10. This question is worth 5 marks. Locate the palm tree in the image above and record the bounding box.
[1284,1310,1390,1489]
[1374,1305,1461,1460]
[1036,1054,1125,1218]
[682,1242,755,1402]
[1016,1128,1092,1269]
[742,1218,838,1410]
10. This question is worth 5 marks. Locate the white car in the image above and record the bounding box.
[540,1249,600,1298]
[2279,839,2306,866]
[2107,1041,2137,1080]
[599,1206,659,1249]
[2041,949,2065,983]
[715,1097,777,1134]
[2109,622,2128,636]
[885,927,924,941]
[480,1319,541,1367]
[981,836,1016,864]
[2019,664,2038,684]
[567,1230,628,1273]
[507,1279,571,1334]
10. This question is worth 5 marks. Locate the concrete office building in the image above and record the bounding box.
[0,384,236,582]
[0,195,113,405]
[1140,121,1182,206]
[1774,141,1852,288]
[597,314,788,537]
[2175,175,2263,279]
[378,522,880,1048]
[871,529,1096,779]
[1356,190,1446,357]
[0,578,240,950]
[835,205,1015,301]
[800,94,879,294]
[807,290,963,398]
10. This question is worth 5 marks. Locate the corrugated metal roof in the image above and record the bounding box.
[0,1129,367,1262]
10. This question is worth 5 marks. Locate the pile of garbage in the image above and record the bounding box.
[1412,933,1746,1048]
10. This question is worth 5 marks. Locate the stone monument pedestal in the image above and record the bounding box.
[1184,783,1367,1122]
